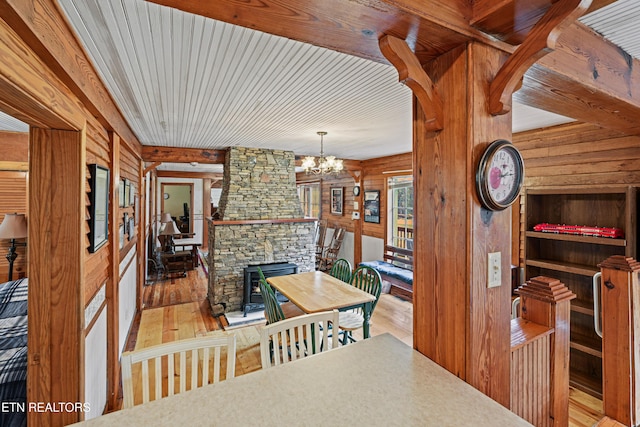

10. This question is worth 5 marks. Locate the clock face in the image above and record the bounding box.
[476,140,524,211]
[487,148,519,204]
[353,186,361,196]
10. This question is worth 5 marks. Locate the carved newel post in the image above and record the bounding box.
[599,255,640,426]
[517,276,576,427]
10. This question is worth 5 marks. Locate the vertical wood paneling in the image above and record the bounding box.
[412,41,512,405]
[29,127,86,426]
[107,131,120,411]
[511,334,552,426]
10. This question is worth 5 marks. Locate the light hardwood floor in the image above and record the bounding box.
[127,266,605,425]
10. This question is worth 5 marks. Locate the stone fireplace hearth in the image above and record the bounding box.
[208,147,315,314]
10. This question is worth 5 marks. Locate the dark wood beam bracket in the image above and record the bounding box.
[141,146,226,163]
[489,0,592,116]
[379,35,444,132]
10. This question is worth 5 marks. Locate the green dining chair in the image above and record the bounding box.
[257,270,304,324]
[329,258,352,283]
[338,265,383,344]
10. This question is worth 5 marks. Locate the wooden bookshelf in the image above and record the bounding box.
[523,186,637,398]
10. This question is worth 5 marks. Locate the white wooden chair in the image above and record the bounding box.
[121,334,236,408]
[260,310,340,369]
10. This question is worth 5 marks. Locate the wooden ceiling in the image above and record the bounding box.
[146,0,640,136]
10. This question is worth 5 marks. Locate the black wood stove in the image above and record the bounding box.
[243,262,298,316]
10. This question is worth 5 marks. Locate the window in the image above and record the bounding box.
[387,176,413,249]
[298,183,321,218]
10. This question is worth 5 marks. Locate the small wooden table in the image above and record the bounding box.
[267,271,376,338]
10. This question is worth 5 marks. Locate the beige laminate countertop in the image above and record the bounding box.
[75,333,532,426]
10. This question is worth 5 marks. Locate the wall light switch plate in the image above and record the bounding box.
[488,252,501,288]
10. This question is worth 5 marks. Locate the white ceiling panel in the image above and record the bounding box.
[49,1,639,162]
[0,111,28,133]
[57,0,413,160]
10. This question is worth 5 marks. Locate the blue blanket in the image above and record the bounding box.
[0,278,27,427]
[359,260,413,285]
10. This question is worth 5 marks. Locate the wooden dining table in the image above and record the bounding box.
[73,334,533,426]
[267,271,377,338]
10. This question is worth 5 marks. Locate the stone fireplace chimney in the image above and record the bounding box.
[208,147,315,314]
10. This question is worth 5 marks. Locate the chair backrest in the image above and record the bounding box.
[121,334,236,408]
[315,220,327,249]
[328,227,345,250]
[260,310,340,369]
[258,277,286,324]
[329,258,352,283]
[350,266,383,314]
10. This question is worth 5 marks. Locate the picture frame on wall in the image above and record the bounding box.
[119,224,124,249]
[123,179,130,208]
[88,164,110,253]
[129,181,135,206]
[118,181,125,208]
[128,217,135,241]
[123,212,129,236]
[330,187,343,215]
[364,190,380,223]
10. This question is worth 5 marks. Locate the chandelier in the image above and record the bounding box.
[301,131,344,175]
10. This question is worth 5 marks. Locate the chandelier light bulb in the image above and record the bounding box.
[303,131,343,175]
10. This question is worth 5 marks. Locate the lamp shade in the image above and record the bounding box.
[159,220,180,236]
[160,212,172,223]
[0,213,27,239]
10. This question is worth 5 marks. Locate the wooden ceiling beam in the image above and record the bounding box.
[489,0,591,115]
[156,170,222,180]
[141,146,226,163]
[518,21,640,134]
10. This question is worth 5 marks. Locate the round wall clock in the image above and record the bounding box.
[353,185,361,196]
[476,139,524,211]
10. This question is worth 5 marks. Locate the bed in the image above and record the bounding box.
[0,278,27,427]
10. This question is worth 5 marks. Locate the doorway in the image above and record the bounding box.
[161,183,194,234]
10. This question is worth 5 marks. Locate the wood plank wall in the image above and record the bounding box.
[85,117,111,304]
[512,122,640,266]
[0,4,143,424]
[297,152,411,242]
[119,144,140,258]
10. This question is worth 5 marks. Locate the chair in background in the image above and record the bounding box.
[260,309,340,369]
[257,274,304,323]
[329,258,352,283]
[318,227,345,272]
[314,219,328,270]
[121,334,236,408]
[338,266,382,344]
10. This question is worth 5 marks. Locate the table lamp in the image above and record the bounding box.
[159,220,180,254]
[0,213,27,281]
[160,212,172,224]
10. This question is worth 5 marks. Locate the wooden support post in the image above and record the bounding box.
[599,255,640,427]
[516,276,576,426]
[107,132,121,411]
[29,127,86,426]
[410,40,514,405]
